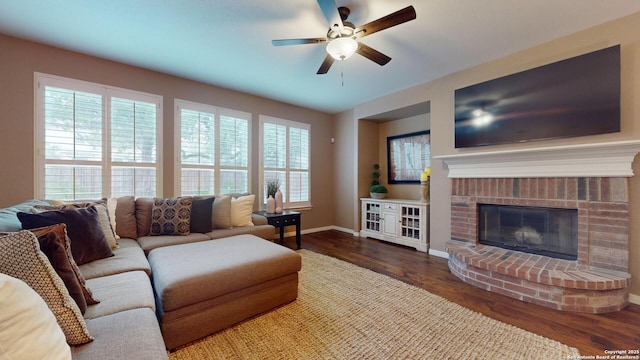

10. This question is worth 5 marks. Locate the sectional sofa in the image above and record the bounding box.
[0,195,276,359]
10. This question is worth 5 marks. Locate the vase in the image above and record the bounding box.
[267,195,276,213]
[420,179,430,203]
[370,192,386,199]
[275,190,283,213]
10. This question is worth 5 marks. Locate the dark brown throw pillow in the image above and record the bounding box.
[18,206,113,265]
[190,196,215,233]
[29,224,88,314]
[29,223,99,306]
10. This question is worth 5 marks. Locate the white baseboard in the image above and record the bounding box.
[429,248,449,259]
[630,293,640,305]
[279,225,352,239]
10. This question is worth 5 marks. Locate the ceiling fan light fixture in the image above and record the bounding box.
[326,37,358,60]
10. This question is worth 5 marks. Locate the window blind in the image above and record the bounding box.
[176,100,250,196]
[36,73,162,200]
[260,116,311,208]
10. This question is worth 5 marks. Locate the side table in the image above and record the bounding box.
[254,210,301,249]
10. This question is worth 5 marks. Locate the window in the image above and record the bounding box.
[175,100,250,196]
[35,73,162,200]
[259,116,310,209]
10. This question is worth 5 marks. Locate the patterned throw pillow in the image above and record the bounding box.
[30,223,100,307]
[149,197,193,236]
[0,231,93,345]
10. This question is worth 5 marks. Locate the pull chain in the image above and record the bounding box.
[341,61,345,87]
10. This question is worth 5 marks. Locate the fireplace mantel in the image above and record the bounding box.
[435,140,640,178]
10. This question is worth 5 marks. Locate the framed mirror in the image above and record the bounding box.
[387,130,431,184]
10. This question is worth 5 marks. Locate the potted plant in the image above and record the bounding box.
[265,177,280,198]
[369,164,388,199]
[265,177,280,213]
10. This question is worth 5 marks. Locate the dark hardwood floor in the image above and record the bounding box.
[281,230,640,356]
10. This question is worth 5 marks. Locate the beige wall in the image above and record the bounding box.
[378,114,431,200]
[332,109,357,232]
[348,12,640,297]
[357,120,380,200]
[0,33,335,230]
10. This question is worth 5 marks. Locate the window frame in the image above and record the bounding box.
[174,99,251,196]
[259,115,311,210]
[34,72,163,199]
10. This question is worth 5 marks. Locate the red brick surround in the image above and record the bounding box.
[447,177,631,313]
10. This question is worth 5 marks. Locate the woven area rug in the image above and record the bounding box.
[169,249,580,359]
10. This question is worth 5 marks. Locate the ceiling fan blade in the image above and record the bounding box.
[317,54,335,74]
[317,0,343,31]
[272,38,326,46]
[356,43,391,66]
[354,6,416,38]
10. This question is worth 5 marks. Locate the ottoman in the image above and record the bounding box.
[148,234,302,350]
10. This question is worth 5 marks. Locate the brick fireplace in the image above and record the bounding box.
[437,141,640,313]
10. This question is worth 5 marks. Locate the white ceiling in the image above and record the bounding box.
[1,0,639,114]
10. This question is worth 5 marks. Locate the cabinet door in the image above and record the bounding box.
[400,205,422,241]
[382,203,398,237]
[363,202,381,233]
[382,211,397,237]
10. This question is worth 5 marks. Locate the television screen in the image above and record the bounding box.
[454,45,620,148]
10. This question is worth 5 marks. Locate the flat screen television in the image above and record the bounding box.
[454,45,620,148]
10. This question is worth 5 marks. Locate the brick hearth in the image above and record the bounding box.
[446,177,631,313]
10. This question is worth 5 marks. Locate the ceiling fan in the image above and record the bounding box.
[272,0,416,74]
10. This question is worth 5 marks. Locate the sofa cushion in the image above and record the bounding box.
[115,196,137,239]
[212,195,232,229]
[190,196,215,233]
[72,308,168,360]
[83,271,155,320]
[149,197,193,236]
[0,199,51,232]
[137,233,211,254]
[79,239,151,279]
[0,231,93,345]
[135,197,154,237]
[204,224,275,241]
[29,224,88,314]
[0,273,72,360]
[18,206,113,265]
[230,194,255,227]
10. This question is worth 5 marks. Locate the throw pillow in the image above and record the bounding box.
[36,201,119,249]
[0,273,72,360]
[149,197,193,236]
[106,197,120,239]
[29,223,99,306]
[190,196,215,233]
[212,195,233,229]
[30,224,88,314]
[18,206,113,265]
[0,231,93,345]
[230,194,255,227]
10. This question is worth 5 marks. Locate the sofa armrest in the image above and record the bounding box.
[251,214,268,226]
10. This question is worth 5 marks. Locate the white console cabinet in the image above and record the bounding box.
[360,198,429,252]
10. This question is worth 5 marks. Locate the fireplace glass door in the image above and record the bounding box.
[478,204,578,260]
